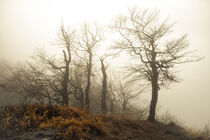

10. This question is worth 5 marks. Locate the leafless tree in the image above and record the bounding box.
[76,23,103,112]
[35,23,76,106]
[112,8,203,121]
[117,78,139,112]
[26,62,61,105]
[69,60,86,109]
[0,64,49,105]
[108,82,117,114]
[100,56,108,114]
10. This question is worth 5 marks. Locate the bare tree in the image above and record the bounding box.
[27,62,60,105]
[36,23,76,106]
[112,8,203,121]
[100,56,108,114]
[108,83,117,114]
[117,78,139,112]
[69,60,86,109]
[76,23,103,112]
[0,64,49,105]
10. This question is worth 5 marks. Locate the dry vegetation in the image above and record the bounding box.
[0,8,206,140]
[0,104,104,140]
[0,104,209,140]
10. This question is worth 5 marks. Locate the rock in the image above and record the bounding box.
[4,129,59,140]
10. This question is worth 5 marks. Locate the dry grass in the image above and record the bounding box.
[0,104,208,140]
[184,123,210,140]
[0,104,104,140]
[157,111,210,140]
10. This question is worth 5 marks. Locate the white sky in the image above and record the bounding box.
[0,0,210,129]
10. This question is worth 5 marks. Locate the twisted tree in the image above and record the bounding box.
[113,8,203,121]
[35,23,76,106]
[100,56,108,114]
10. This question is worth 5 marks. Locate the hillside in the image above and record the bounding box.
[0,105,207,140]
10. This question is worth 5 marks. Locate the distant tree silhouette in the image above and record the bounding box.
[100,56,108,114]
[69,60,86,109]
[36,23,76,106]
[112,8,203,121]
[108,82,117,114]
[0,64,50,105]
[117,77,139,112]
[75,23,103,113]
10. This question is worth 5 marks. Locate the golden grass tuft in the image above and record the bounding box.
[0,104,104,140]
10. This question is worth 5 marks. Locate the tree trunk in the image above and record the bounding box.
[122,102,127,112]
[101,59,107,114]
[85,74,90,112]
[148,79,158,121]
[110,100,114,113]
[62,61,70,106]
[85,51,92,113]
[60,24,72,106]
[47,93,52,106]
[148,62,159,121]
[80,90,84,110]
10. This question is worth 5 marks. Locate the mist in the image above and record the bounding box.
[0,0,210,131]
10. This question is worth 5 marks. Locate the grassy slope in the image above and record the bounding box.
[0,105,207,140]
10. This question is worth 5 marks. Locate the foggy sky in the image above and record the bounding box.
[0,0,210,129]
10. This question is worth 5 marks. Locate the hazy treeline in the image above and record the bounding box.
[0,23,146,119]
[0,7,202,121]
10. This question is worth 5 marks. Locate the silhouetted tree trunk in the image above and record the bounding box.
[62,50,70,106]
[148,68,159,121]
[76,78,85,109]
[110,91,116,113]
[110,100,114,113]
[80,90,84,109]
[108,80,117,114]
[69,61,86,109]
[60,23,73,106]
[47,93,52,105]
[113,8,202,121]
[118,77,139,113]
[84,50,92,112]
[33,23,75,106]
[148,50,159,121]
[122,101,127,112]
[76,24,103,113]
[100,58,108,114]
